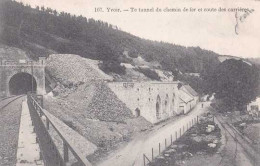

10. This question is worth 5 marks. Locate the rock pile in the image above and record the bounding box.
[87,82,134,122]
[44,54,154,156]
[46,54,113,86]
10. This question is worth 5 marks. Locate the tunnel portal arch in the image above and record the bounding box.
[9,72,37,95]
[0,58,46,97]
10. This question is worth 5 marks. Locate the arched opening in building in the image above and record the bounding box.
[156,95,161,119]
[9,72,37,95]
[172,93,175,113]
[135,108,141,117]
[164,94,169,113]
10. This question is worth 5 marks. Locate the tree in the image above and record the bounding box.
[46,7,53,14]
[209,59,259,112]
[99,60,126,75]
[53,10,58,16]
[96,43,118,61]
[96,43,126,75]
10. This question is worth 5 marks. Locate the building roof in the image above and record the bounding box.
[179,90,194,103]
[182,85,198,97]
[108,81,181,84]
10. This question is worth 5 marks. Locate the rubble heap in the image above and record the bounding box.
[87,82,134,122]
[46,54,113,85]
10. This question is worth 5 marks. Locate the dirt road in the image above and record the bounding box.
[97,102,210,166]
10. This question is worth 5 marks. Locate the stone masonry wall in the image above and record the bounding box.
[107,82,181,124]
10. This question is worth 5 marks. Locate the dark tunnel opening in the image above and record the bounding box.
[9,72,37,95]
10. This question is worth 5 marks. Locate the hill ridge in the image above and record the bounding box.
[1,0,221,74]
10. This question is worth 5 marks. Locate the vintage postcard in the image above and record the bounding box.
[0,0,260,166]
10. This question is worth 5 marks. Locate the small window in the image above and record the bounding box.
[135,108,140,117]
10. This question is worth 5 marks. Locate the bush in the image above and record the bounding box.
[99,60,126,75]
[128,50,138,58]
[135,67,161,81]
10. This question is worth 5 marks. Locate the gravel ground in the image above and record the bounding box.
[0,96,25,166]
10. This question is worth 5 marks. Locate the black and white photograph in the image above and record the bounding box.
[0,0,260,166]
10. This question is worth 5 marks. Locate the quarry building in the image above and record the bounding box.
[108,81,199,124]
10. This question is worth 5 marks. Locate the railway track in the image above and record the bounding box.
[0,95,25,111]
[0,95,16,102]
[215,114,260,166]
[216,115,238,166]
[0,95,26,166]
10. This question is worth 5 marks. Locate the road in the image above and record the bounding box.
[97,102,210,166]
[0,96,25,166]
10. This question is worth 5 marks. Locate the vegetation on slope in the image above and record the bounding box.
[135,67,161,81]
[0,0,220,74]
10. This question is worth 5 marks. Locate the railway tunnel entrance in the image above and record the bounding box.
[0,58,46,97]
[9,73,37,95]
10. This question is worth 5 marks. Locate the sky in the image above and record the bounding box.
[16,0,260,58]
